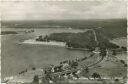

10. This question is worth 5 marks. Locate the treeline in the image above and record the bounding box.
[46,30,119,50]
[1,31,18,35]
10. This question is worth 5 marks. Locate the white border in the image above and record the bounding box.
[0,0,127,2]
[0,0,127,84]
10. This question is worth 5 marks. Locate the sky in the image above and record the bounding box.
[1,1,127,21]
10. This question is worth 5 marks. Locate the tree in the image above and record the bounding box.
[124,64,127,67]
[36,35,43,41]
[70,61,78,69]
[120,60,125,64]
[121,46,127,51]
[100,48,107,57]
[91,72,101,79]
[33,75,39,83]
[112,50,117,55]
[32,67,36,70]
[114,79,122,84]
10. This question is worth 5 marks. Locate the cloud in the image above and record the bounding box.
[1,1,127,20]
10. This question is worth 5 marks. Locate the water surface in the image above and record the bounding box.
[1,28,89,79]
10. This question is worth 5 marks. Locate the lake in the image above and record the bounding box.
[1,28,90,79]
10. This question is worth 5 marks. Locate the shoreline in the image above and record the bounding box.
[22,39,66,47]
[22,39,91,51]
[66,46,90,51]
